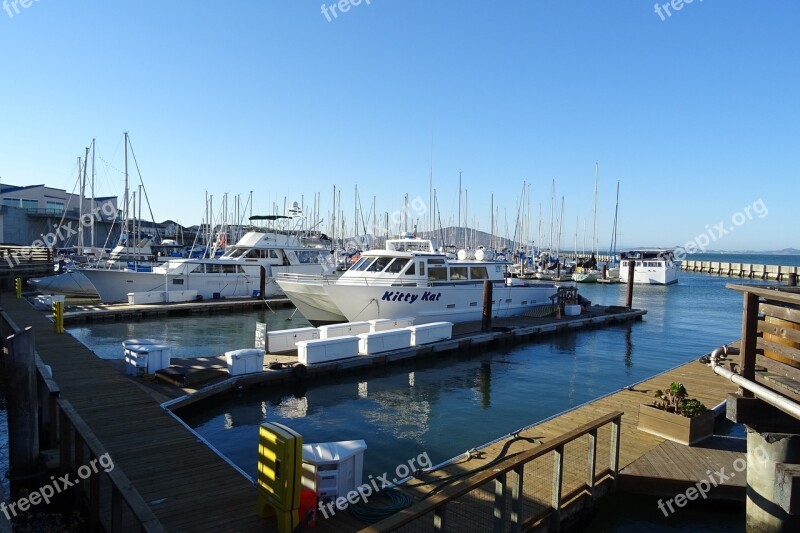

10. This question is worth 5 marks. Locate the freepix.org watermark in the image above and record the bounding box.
[654,0,704,22]
[321,0,372,22]
[657,444,766,517]
[674,198,767,260]
[3,0,42,19]
[317,451,431,519]
[3,200,117,268]
[1,453,115,520]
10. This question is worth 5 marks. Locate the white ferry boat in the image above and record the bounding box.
[80,230,336,303]
[618,249,679,285]
[276,236,559,325]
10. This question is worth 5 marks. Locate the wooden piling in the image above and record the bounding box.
[789,273,798,287]
[260,266,266,298]
[482,280,493,332]
[626,260,635,309]
[5,326,40,491]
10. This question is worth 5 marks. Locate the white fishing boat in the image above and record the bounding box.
[276,235,559,326]
[618,249,679,285]
[80,230,337,303]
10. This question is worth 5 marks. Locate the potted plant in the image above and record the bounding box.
[637,382,714,445]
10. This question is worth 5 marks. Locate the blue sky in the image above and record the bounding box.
[1,1,797,251]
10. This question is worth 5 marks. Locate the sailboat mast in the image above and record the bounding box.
[593,161,599,256]
[124,132,129,260]
[91,138,96,250]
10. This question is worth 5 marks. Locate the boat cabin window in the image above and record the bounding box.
[404,261,416,275]
[418,262,425,276]
[296,250,326,264]
[367,257,393,272]
[350,257,368,271]
[450,266,468,280]
[204,263,244,274]
[470,266,489,280]
[428,266,447,282]
[385,258,408,274]
[356,257,377,271]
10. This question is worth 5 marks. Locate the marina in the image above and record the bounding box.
[0,268,777,531]
[2,3,798,530]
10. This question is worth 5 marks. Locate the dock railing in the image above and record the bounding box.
[1,308,165,532]
[360,410,622,532]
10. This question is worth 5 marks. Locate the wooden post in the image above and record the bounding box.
[625,260,636,309]
[482,279,493,332]
[602,264,607,280]
[788,273,798,287]
[740,291,759,398]
[5,326,40,491]
[259,265,266,299]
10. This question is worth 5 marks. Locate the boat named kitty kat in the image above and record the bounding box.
[276,235,559,326]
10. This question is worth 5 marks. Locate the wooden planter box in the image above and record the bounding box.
[637,404,714,446]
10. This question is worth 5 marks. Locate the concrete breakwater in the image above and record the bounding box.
[680,260,799,281]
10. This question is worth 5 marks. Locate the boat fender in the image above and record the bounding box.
[292,363,307,380]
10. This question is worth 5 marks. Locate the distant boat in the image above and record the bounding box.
[276,235,559,326]
[619,249,679,285]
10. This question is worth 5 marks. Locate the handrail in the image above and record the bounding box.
[1,310,164,532]
[360,410,623,532]
[57,398,165,532]
[727,283,800,304]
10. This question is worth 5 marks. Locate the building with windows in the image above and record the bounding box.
[0,184,121,249]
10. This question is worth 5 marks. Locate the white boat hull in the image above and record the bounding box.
[274,275,347,325]
[81,266,275,303]
[571,270,600,283]
[28,270,99,298]
[324,281,558,324]
[618,263,679,285]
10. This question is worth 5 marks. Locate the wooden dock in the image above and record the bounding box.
[59,296,293,323]
[1,296,266,531]
[147,305,647,408]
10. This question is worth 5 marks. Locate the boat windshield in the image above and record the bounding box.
[366,257,393,272]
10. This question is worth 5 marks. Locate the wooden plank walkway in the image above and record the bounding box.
[619,436,746,501]
[1,296,271,532]
[313,348,745,531]
[61,296,293,323]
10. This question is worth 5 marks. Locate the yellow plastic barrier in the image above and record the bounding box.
[257,422,303,532]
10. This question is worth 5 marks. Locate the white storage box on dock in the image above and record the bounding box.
[297,336,359,365]
[357,329,412,355]
[301,440,367,501]
[266,327,320,353]
[127,291,164,305]
[564,304,581,316]
[318,321,371,339]
[225,348,265,375]
[166,290,198,303]
[127,290,198,304]
[368,318,414,332]
[408,322,453,345]
[124,344,171,376]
